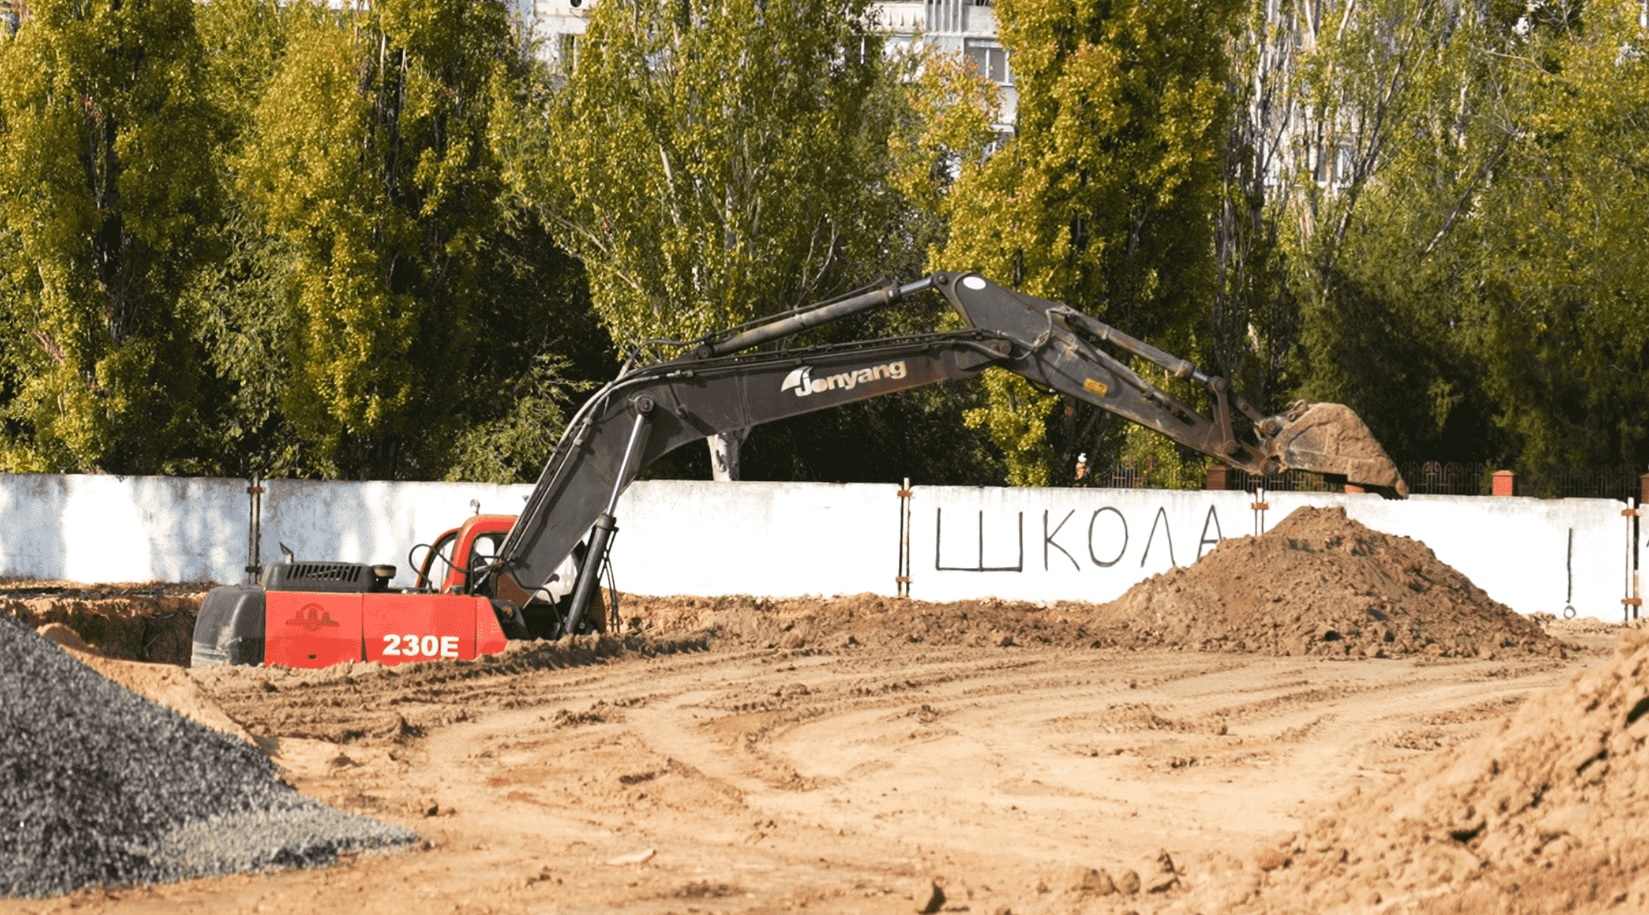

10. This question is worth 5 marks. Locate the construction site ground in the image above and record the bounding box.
[0,597,1621,914]
[4,509,1643,914]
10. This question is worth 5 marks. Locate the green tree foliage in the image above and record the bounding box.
[0,0,220,473]
[179,0,297,475]
[762,42,1006,486]
[496,0,1007,484]
[528,0,906,350]
[943,0,1242,485]
[884,47,1002,272]
[209,0,602,480]
[1462,0,1649,482]
[1272,0,1501,461]
[1268,0,1649,483]
[1210,3,1299,419]
[0,0,598,482]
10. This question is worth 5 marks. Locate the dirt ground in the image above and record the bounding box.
[0,510,1633,913]
[0,599,1620,915]
[0,581,204,665]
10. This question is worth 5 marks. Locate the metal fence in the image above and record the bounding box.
[1087,461,1206,491]
[1398,462,1494,496]
[1397,462,1645,499]
[1513,465,1647,501]
[1226,468,1344,494]
[1231,462,1498,496]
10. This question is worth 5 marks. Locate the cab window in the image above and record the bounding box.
[417,531,459,590]
[462,533,506,589]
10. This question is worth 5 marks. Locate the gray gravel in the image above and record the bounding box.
[0,612,416,898]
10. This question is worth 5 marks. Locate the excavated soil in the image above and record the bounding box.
[1242,625,1649,914]
[0,582,203,665]
[0,506,1630,914]
[1090,506,1558,659]
[619,506,1563,662]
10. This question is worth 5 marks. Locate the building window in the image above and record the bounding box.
[965,39,1010,86]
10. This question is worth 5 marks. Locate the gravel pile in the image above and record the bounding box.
[0,612,416,898]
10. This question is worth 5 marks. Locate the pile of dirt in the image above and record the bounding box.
[1247,627,1649,914]
[619,507,1559,662]
[0,611,415,899]
[1089,506,1559,659]
[0,583,203,665]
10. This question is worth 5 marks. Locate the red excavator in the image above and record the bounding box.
[191,273,1407,668]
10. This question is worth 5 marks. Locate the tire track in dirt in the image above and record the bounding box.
[5,633,1611,915]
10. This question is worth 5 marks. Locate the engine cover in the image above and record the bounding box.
[193,585,512,669]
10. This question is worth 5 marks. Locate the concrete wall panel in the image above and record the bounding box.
[1266,491,1629,622]
[607,480,899,597]
[0,474,245,583]
[907,487,1629,620]
[908,487,1253,605]
[261,480,535,587]
[0,474,1633,621]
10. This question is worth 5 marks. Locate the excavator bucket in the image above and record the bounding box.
[1264,402,1410,498]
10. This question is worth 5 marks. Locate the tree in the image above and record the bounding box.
[212,0,602,480]
[1259,0,1649,484]
[884,47,1003,273]
[941,0,1243,485]
[516,0,914,479]
[1208,0,1301,423]
[736,42,1008,487]
[1462,0,1649,483]
[1271,0,1502,462]
[0,0,220,473]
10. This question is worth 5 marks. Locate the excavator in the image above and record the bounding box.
[191,272,1407,668]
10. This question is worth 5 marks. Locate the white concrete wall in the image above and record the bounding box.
[1269,491,1628,623]
[607,480,900,598]
[908,486,1252,605]
[261,479,536,588]
[0,473,1634,621]
[906,487,1630,620]
[0,474,246,583]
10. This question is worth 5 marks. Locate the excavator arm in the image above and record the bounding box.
[487,272,1406,629]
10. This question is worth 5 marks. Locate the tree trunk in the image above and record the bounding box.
[708,429,748,481]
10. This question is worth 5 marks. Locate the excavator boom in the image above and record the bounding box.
[487,273,1407,617]
[193,272,1406,666]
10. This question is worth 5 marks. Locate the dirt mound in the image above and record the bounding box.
[615,508,1558,662]
[1088,506,1558,659]
[1247,628,1649,913]
[0,583,203,664]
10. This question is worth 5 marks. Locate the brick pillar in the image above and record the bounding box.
[1639,472,1649,507]
[1205,465,1231,491]
[1492,470,1516,497]
[1344,483,1365,494]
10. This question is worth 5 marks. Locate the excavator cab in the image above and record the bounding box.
[411,515,517,594]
